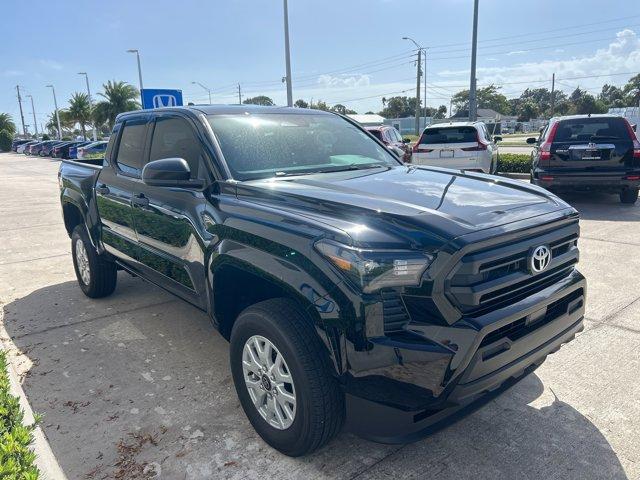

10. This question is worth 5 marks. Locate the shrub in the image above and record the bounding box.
[497,153,532,173]
[0,130,12,152]
[0,351,40,479]
[41,134,50,141]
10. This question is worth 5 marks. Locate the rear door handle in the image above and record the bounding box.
[132,193,149,207]
[96,184,110,195]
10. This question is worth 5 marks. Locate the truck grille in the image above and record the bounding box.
[448,220,579,316]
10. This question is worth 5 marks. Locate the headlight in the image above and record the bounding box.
[315,239,433,293]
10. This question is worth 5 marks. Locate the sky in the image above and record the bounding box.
[2,0,640,133]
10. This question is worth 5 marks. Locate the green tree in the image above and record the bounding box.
[67,92,93,139]
[599,84,625,108]
[568,88,607,115]
[93,80,140,130]
[378,96,420,118]
[0,113,16,136]
[622,74,640,106]
[331,104,357,115]
[310,100,330,111]
[294,99,309,108]
[517,101,540,121]
[0,130,12,151]
[451,85,509,115]
[45,110,74,137]
[242,95,275,106]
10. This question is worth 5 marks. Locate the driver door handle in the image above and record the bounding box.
[132,193,149,207]
[96,184,110,195]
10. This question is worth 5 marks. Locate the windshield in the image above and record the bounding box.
[554,117,630,142]
[208,113,399,180]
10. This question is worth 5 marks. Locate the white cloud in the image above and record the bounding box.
[317,74,371,88]
[39,59,63,70]
[506,50,527,56]
[2,69,23,77]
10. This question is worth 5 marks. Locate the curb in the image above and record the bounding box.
[498,172,530,180]
[0,319,68,480]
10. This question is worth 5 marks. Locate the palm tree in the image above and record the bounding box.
[67,93,93,139]
[0,113,16,135]
[45,110,74,137]
[93,80,140,130]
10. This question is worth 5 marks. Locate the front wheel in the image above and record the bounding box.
[230,298,344,456]
[620,188,639,204]
[71,225,117,298]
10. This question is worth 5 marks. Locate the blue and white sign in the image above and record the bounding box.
[141,89,183,109]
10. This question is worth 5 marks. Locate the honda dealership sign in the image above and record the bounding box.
[141,89,184,109]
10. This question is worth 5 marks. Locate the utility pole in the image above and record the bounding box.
[192,81,212,104]
[283,0,293,107]
[237,84,242,105]
[414,50,422,135]
[26,95,38,136]
[46,85,62,140]
[468,0,479,121]
[16,86,27,136]
[550,73,556,117]
[423,49,427,127]
[449,98,453,118]
[78,72,97,141]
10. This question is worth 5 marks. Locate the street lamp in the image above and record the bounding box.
[283,0,293,107]
[77,72,97,141]
[403,36,427,135]
[25,94,38,136]
[46,84,62,140]
[191,81,212,104]
[127,49,144,104]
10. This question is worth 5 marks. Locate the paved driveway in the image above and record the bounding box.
[1,152,639,479]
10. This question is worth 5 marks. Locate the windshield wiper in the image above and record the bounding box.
[316,163,387,173]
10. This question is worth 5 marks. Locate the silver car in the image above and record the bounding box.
[411,121,501,174]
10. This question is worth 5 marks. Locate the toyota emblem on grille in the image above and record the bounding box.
[529,245,552,273]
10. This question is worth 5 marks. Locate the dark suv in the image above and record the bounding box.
[529,114,640,204]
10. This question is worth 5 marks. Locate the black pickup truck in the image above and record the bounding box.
[58,105,586,456]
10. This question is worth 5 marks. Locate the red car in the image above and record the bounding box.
[365,125,411,161]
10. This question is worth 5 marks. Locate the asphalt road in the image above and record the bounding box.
[1,152,639,479]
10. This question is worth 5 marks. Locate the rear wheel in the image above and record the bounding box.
[71,225,117,298]
[620,188,639,204]
[230,298,344,456]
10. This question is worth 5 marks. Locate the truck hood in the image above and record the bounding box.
[237,165,572,250]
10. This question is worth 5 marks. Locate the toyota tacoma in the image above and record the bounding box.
[58,105,586,456]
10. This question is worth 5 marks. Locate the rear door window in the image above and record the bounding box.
[554,118,630,143]
[420,127,477,144]
[115,119,147,176]
[148,116,205,179]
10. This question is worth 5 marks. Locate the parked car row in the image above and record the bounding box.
[12,138,108,160]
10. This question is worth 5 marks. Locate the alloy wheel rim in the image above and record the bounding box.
[75,239,91,285]
[242,335,297,430]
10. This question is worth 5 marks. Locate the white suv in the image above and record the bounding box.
[411,121,500,174]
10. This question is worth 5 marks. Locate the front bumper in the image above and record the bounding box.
[344,270,585,444]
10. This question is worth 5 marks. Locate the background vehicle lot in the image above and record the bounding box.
[1,152,639,479]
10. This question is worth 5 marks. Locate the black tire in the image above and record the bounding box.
[620,188,639,204]
[71,225,117,298]
[230,298,344,456]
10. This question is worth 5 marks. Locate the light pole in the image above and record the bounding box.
[403,36,425,135]
[77,72,97,141]
[127,49,144,104]
[283,0,293,107]
[191,81,212,104]
[468,0,480,121]
[25,94,38,136]
[15,86,27,136]
[46,84,63,140]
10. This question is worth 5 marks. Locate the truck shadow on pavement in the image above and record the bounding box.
[552,191,640,222]
[1,275,629,479]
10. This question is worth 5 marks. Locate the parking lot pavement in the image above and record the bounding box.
[0,152,639,480]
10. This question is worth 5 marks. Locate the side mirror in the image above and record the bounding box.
[142,158,203,188]
[526,137,537,144]
[493,136,502,142]
[402,138,411,144]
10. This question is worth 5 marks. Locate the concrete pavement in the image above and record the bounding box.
[1,152,639,479]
